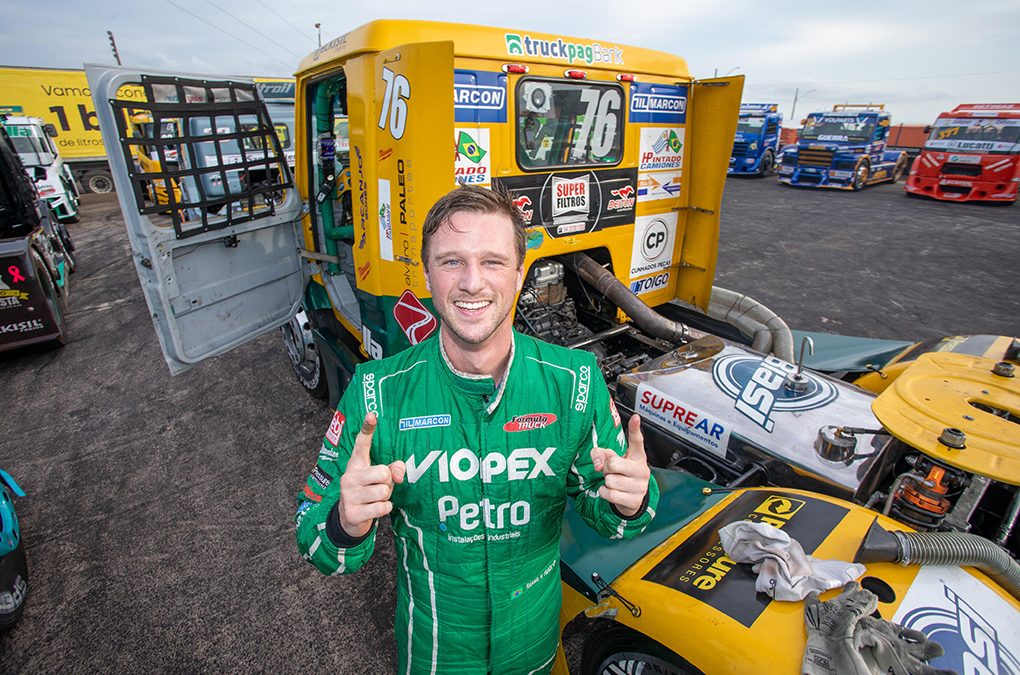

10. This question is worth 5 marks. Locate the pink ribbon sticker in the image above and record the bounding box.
[8,265,25,283]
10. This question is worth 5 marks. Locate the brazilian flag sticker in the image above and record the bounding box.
[667,130,683,153]
[457,131,487,164]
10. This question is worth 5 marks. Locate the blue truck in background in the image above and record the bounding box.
[729,103,782,176]
[778,104,908,190]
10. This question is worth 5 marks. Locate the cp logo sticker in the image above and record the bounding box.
[641,218,669,261]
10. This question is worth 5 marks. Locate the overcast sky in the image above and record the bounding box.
[3,0,1018,125]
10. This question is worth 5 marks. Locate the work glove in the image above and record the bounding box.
[802,582,878,675]
[855,616,956,675]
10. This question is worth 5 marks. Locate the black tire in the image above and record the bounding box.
[891,157,907,184]
[84,170,114,195]
[0,538,29,632]
[581,622,696,675]
[852,160,870,191]
[758,149,775,177]
[282,309,328,400]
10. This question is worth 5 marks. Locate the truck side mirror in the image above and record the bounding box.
[800,118,806,125]
[923,125,931,134]
[44,123,58,138]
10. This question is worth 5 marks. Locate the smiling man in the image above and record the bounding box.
[295,185,659,675]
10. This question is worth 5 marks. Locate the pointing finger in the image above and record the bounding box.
[624,415,646,462]
[349,412,377,467]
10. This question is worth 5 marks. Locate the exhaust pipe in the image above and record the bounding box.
[708,286,794,362]
[855,519,1020,602]
[565,253,700,345]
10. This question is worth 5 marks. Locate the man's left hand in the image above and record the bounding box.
[591,415,651,517]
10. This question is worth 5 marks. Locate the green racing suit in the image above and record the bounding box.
[295,331,659,674]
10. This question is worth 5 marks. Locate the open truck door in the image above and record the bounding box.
[86,65,303,374]
[677,74,743,311]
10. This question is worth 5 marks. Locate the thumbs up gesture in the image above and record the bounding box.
[338,413,407,537]
[590,415,651,517]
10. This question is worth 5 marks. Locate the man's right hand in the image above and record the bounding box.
[337,412,406,538]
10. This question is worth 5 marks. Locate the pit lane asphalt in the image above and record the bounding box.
[1,179,1016,672]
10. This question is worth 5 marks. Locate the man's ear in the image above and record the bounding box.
[516,264,524,292]
[424,266,431,292]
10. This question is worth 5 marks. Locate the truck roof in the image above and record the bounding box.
[297,19,690,78]
[945,103,1020,118]
[739,103,779,114]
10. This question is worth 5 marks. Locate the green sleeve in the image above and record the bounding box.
[565,356,659,540]
[294,366,377,575]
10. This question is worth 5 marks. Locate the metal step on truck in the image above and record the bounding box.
[778,103,908,190]
[728,102,782,177]
[0,124,75,352]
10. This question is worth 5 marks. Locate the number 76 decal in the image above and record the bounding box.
[378,66,411,140]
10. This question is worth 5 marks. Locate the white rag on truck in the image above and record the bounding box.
[718,520,866,601]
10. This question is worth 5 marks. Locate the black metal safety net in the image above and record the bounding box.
[110,75,293,239]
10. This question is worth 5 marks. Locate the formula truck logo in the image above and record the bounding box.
[607,185,636,210]
[512,195,534,224]
[712,354,838,432]
[393,290,438,345]
[503,413,558,432]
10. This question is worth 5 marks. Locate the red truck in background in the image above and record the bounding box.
[904,103,1020,204]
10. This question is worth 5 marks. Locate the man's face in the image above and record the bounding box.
[424,210,523,351]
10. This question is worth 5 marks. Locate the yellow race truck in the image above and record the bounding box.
[86,19,1019,674]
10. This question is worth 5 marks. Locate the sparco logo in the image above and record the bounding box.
[0,319,44,334]
[362,373,378,413]
[712,354,838,432]
[503,413,557,432]
[575,365,591,412]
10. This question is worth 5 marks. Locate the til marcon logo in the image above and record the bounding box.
[504,33,623,65]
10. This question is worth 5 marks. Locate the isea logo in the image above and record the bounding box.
[712,354,838,431]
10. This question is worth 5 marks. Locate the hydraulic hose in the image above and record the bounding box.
[708,286,794,362]
[565,253,701,345]
[855,520,1020,601]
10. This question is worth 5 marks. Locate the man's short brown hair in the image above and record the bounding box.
[420,184,527,267]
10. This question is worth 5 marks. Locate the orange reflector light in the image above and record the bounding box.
[502,64,529,74]
[564,70,588,79]
[616,73,636,82]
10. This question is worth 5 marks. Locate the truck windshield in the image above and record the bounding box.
[5,127,54,167]
[800,115,874,143]
[516,79,624,170]
[736,117,765,134]
[925,118,1020,155]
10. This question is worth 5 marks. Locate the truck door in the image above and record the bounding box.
[680,75,743,310]
[85,65,303,374]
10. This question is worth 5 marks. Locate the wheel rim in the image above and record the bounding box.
[597,651,685,675]
[762,153,773,175]
[855,163,868,188]
[281,310,320,383]
[88,174,113,194]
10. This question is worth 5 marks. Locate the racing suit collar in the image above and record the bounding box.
[436,331,516,415]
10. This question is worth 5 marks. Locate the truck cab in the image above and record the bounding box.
[86,20,743,405]
[778,104,907,190]
[904,103,1020,203]
[728,103,781,176]
[0,115,80,222]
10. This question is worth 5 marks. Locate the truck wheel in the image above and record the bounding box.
[759,150,775,177]
[84,170,114,194]
[0,539,29,632]
[581,622,695,675]
[891,157,907,184]
[282,308,328,400]
[852,160,870,191]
